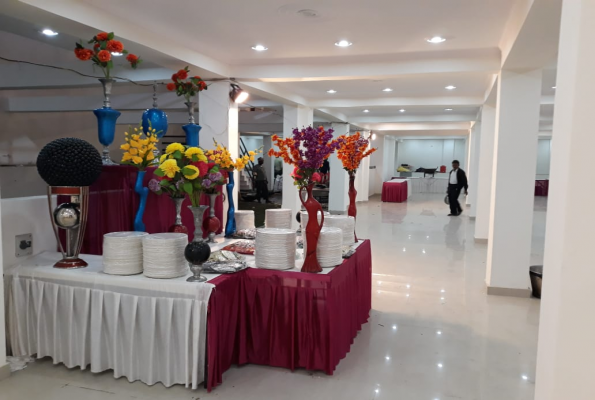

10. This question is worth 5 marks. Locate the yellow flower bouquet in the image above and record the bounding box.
[120,123,160,171]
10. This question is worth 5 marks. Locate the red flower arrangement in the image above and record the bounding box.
[74,32,141,78]
[167,66,208,102]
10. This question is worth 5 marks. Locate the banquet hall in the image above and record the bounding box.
[0,1,592,399]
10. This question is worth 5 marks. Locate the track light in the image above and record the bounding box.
[230,84,249,103]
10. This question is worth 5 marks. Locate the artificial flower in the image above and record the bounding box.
[74,48,93,61]
[160,154,168,163]
[312,172,322,182]
[193,161,209,177]
[183,165,200,180]
[122,152,132,162]
[165,142,185,154]
[126,53,139,63]
[177,69,188,80]
[166,83,176,91]
[171,73,179,82]
[106,39,123,53]
[159,159,180,178]
[132,156,143,164]
[148,179,161,192]
[96,32,109,41]
[97,50,111,62]
[185,147,205,160]
[120,143,130,151]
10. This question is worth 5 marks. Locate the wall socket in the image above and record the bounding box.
[15,233,33,257]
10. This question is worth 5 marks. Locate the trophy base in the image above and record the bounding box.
[54,258,88,269]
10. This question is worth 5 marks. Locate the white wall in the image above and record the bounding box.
[0,187,6,373]
[536,138,551,178]
[382,136,396,182]
[395,139,467,171]
[369,136,384,195]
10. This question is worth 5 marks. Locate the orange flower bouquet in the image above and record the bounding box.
[336,132,377,241]
[74,32,141,78]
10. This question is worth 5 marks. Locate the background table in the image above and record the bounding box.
[63,165,223,254]
[206,240,372,391]
[5,252,214,389]
[382,180,409,202]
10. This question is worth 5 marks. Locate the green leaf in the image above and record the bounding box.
[107,60,113,70]
[182,166,194,176]
[192,154,199,162]
[122,49,128,54]
[210,165,220,173]
[107,32,115,40]
[183,182,193,195]
[160,180,170,187]
[173,150,182,159]
[193,181,201,189]
[76,42,85,49]
[100,41,107,50]
[154,168,165,177]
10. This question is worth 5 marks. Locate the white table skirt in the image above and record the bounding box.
[408,177,449,194]
[5,251,214,389]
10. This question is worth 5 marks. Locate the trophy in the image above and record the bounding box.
[37,138,103,268]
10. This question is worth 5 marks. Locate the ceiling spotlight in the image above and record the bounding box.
[427,36,446,43]
[327,89,337,94]
[552,86,557,89]
[372,133,377,140]
[382,88,393,92]
[111,52,123,57]
[444,108,453,111]
[363,109,370,113]
[230,84,249,103]
[445,85,457,90]
[335,40,352,47]
[251,44,268,51]
[41,28,58,36]
[399,109,406,112]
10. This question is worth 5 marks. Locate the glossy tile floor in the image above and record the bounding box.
[0,194,545,400]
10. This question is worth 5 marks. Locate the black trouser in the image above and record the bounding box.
[255,180,269,201]
[448,184,462,215]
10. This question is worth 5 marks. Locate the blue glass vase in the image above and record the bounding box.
[94,78,120,165]
[224,172,236,237]
[134,170,148,232]
[183,101,201,146]
[142,109,168,139]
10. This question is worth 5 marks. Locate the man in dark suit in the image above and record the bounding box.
[447,160,468,216]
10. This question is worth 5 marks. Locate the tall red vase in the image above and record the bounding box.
[348,174,358,242]
[300,183,324,273]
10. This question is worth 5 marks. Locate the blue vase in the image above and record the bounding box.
[183,100,201,146]
[94,78,120,165]
[224,172,237,237]
[134,170,148,232]
[142,108,168,139]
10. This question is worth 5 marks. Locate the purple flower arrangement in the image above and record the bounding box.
[291,126,343,172]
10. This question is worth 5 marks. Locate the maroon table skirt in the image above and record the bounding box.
[535,180,549,196]
[381,181,408,203]
[62,165,223,255]
[206,240,372,391]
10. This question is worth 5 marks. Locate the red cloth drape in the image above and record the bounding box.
[535,180,549,196]
[60,165,223,254]
[206,240,372,391]
[381,181,408,202]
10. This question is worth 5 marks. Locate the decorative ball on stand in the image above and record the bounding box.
[53,203,80,229]
[184,241,211,282]
[37,137,103,187]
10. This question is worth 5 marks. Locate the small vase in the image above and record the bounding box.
[182,101,201,147]
[300,183,324,273]
[205,193,221,243]
[184,241,211,283]
[94,78,120,165]
[134,170,148,232]
[224,172,236,237]
[348,174,358,242]
[188,205,209,242]
[168,196,188,234]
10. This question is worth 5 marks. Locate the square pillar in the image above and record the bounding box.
[262,135,274,191]
[466,123,481,217]
[282,104,313,228]
[485,69,542,295]
[328,122,349,214]
[535,1,595,397]
[474,104,496,241]
[198,82,239,209]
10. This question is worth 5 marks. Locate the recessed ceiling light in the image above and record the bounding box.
[399,109,406,112]
[335,40,352,47]
[111,52,123,57]
[382,88,393,92]
[427,36,446,43]
[445,85,457,90]
[251,44,268,51]
[41,28,58,36]
[363,109,370,113]
[552,86,557,89]
[444,108,453,111]
[372,133,377,140]
[327,89,337,94]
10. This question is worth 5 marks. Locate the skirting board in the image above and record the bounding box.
[474,237,488,244]
[0,364,10,381]
[487,286,532,298]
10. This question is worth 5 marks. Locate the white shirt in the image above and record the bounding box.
[449,169,458,185]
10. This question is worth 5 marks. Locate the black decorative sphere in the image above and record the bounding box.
[37,138,102,187]
[184,241,211,264]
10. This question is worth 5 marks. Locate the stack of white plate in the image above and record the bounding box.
[142,233,189,279]
[255,228,296,270]
[103,231,148,275]
[235,210,255,231]
[323,215,356,246]
[300,210,330,232]
[265,209,292,229]
[303,227,343,268]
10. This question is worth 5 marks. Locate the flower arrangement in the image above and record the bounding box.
[166,66,208,102]
[74,32,141,78]
[336,132,377,176]
[268,126,343,187]
[206,139,261,171]
[120,123,160,170]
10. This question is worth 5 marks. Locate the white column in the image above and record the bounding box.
[282,104,313,228]
[536,1,595,397]
[474,104,496,242]
[262,135,274,191]
[382,136,396,182]
[0,186,8,380]
[198,82,239,209]
[485,69,542,295]
[328,122,350,214]
[356,131,371,202]
[466,123,481,217]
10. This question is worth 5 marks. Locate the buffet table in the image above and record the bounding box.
[381,179,409,202]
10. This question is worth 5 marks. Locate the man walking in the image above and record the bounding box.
[447,160,468,216]
[253,157,271,203]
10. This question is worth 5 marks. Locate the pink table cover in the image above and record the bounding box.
[63,165,223,255]
[206,240,372,391]
[381,180,408,202]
